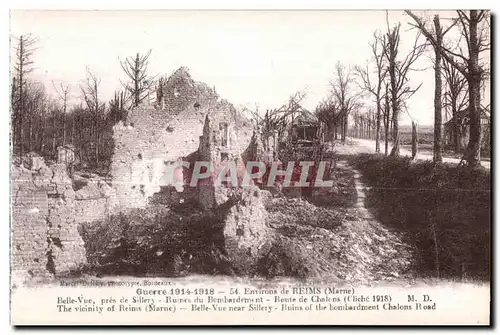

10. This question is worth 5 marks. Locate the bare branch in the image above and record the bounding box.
[405,10,469,76]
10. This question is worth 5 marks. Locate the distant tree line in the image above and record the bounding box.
[11,10,490,169]
[314,10,490,167]
[10,34,156,171]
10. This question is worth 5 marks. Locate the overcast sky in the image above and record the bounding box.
[10,10,490,125]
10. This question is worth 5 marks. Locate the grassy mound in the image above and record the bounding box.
[350,153,491,281]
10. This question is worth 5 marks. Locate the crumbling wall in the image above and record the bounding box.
[11,156,87,279]
[11,159,51,279]
[197,109,248,209]
[242,129,280,166]
[195,112,275,267]
[73,178,116,224]
[110,67,253,211]
[223,187,273,272]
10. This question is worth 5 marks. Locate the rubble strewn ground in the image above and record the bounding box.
[12,140,489,286]
[260,156,413,283]
[10,67,489,287]
[78,149,413,284]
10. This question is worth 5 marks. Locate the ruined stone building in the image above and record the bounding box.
[108,67,275,267]
[110,67,254,210]
[11,67,275,281]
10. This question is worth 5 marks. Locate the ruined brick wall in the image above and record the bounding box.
[223,187,273,272]
[11,163,51,279]
[195,112,275,267]
[197,109,249,209]
[11,157,87,280]
[74,198,109,224]
[73,179,115,224]
[110,67,253,211]
[242,129,280,167]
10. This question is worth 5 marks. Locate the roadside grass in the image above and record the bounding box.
[349,153,491,281]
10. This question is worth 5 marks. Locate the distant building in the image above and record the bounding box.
[443,107,490,151]
[110,67,254,210]
[289,112,321,147]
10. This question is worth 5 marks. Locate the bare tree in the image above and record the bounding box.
[411,120,418,159]
[52,81,71,145]
[330,62,361,145]
[244,102,262,130]
[405,13,456,162]
[12,34,37,154]
[351,108,376,140]
[431,15,444,162]
[382,81,391,155]
[355,31,388,152]
[24,81,47,153]
[120,50,156,108]
[247,90,309,142]
[108,90,128,125]
[155,75,167,109]
[380,17,426,156]
[442,56,469,152]
[80,67,105,166]
[406,10,490,167]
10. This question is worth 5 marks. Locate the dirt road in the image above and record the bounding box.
[343,138,491,170]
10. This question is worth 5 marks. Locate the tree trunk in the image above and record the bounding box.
[411,121,418,159]
[28,114,33,152]
[63,108,67,145]
[11,78,17,151]
[389,81,400,156]
[96,131,100,167]
[135,54,140,107]
[78,122,84,164]
[433,15,443,163]
[19,94,24,155]
[340,119,345,144]
[341,113,348,144]
[463,10,482,167]
[71,116,75,145]
[42,110,47,154]
[375,104,381,152]
[95,114,100,166]
[452,102,461,152]
[384,85,390,156]
[384,118,389,156]
[18,38,24,156]
[52,115,56,155]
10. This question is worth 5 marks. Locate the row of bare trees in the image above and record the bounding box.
[315,62,363,145]
[350,109,377,141]
[11,34,158,168]
[11,11,490,169]
[406,10,490,167]
[315,10,490,168]
[316,22,423,154]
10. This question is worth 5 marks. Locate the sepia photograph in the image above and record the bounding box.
[9,9,491,325]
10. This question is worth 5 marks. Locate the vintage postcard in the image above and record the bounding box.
[9,9,491,325]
